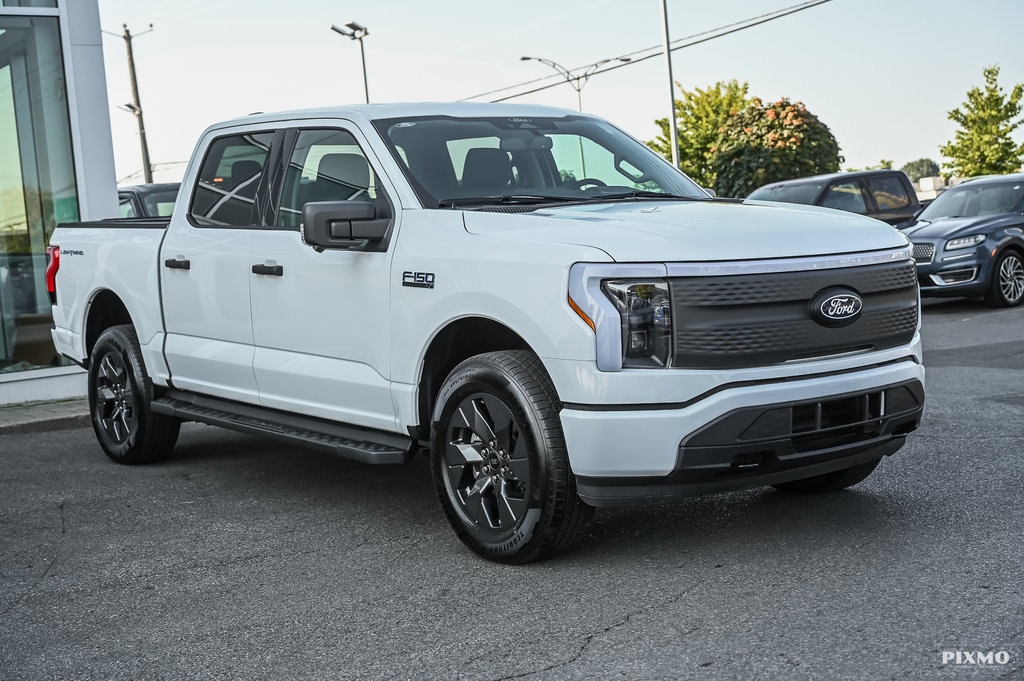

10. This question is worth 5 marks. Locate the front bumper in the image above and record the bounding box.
[559,359,924,506]
[912,239,991,296]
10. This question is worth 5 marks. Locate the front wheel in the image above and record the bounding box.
[985,249,1024,307]
[88,324,180,464]
[430,350,592,563]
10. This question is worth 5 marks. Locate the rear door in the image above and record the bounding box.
[160,126,279,403]
[248,122,401,432]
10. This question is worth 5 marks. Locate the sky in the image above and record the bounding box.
[95,0,1024,184]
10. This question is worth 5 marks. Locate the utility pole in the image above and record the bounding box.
[659,0,680,169]
[124,25,152,183]
[104,24,155,183]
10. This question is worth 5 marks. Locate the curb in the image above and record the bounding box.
[0,399,91,436]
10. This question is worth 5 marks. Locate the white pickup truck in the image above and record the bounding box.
[48,103,924,562]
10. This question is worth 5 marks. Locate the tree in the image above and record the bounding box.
[846,159,893,172]
[711,98,842,198]
[899,158,940,183]
[940,65,1024,178]
[647,80,750,188]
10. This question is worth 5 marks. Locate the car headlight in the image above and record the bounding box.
[945,234,986,251]
[601,280,672,368]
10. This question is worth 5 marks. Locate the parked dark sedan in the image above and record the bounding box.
[118,183,180,218]
[747,170,921,226]
[901,174,1024,307]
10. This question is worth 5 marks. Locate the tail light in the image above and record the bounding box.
[45,245,59,305]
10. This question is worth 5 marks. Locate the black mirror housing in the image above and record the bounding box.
[301,201,384,250]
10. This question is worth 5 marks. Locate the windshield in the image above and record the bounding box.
[747,182,823,204]
[371,115,706,208]
[919,181,1024,221]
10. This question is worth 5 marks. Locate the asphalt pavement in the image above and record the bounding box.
[1,298,1022,680]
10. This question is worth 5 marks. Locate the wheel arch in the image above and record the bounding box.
[415,316,535,440]
[83,289,134,365]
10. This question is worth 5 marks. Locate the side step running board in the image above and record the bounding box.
[151,390,415,465]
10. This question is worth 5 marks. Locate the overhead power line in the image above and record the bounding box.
[458,0,835,104]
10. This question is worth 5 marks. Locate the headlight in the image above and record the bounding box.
[945,234,986,251]
[601,280,672,368]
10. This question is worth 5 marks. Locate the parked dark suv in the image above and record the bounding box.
[747,170,921,226]
[900,174,1024,307]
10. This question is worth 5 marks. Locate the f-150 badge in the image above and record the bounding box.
[402,271,435,289]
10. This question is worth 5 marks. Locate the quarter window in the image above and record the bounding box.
[189,132,273,226]
[867,176,911,210]
[276,129,379,228]
[821,181,867,214]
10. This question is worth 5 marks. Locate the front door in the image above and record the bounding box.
[161,128,275,403]
[248,125,399,432]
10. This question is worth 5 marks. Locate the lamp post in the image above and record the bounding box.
[103,24,155,183]
[519,55,630,178]
[331,22,370,103]
[519,55,630,112]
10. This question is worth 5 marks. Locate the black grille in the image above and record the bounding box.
[912,242,935,263]
[669,260,918,368]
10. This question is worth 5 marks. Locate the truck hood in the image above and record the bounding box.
[462,200,908,262]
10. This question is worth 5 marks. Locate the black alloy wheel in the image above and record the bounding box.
[443,393,531,533]
[88,324,180,464]
[93,349,137,444]
[431,350,593,563]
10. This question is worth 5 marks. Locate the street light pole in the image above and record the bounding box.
[331,22,370,103]
[659,0,680,169]
[104,24,155,183]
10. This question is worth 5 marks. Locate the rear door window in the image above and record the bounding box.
[821,181,868,214]
[867,175,911,210]
[189,132,274,226]
[118,194,136,218]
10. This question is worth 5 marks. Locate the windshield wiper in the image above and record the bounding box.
[580,189,704,202]
[437,194,578,208]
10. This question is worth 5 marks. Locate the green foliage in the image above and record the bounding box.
[711,98,843,198]
[900,158,940,183]
[940,65,1024,178]
[847,159,893,172]
[647,79,750,188]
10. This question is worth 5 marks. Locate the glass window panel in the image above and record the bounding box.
[0,1,58,7]
[867,176,911,210]
[277,129,378,228]
[0,15,79,372]
[189,132,272,226]
[821,181,867,214]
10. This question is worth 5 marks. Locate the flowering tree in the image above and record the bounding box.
[711,98,842,198]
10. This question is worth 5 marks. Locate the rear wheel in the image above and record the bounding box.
[772,457,881,493]
[88,324,180,464]
[431,350,592,563]
[985,249,1024,307]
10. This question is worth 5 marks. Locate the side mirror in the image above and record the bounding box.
[703,187,717,198]
[301,200,387,251]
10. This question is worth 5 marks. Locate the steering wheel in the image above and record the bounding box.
[569,178,607,190]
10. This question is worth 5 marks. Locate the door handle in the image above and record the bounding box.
[252,263,284,276]
[164,257,190,270]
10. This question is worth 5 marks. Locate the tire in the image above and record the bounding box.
[88,324,180,464]
[772,457,881,494]
[985,249,1024,307]
[430,350,593,563]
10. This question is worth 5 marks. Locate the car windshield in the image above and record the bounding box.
[747,182,823,204]
[371,115,706,208]
[919,181,1024,221]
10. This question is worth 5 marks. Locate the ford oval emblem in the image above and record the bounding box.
[809,288,863,327]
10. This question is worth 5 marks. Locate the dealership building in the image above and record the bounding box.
[0,0,116,403]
